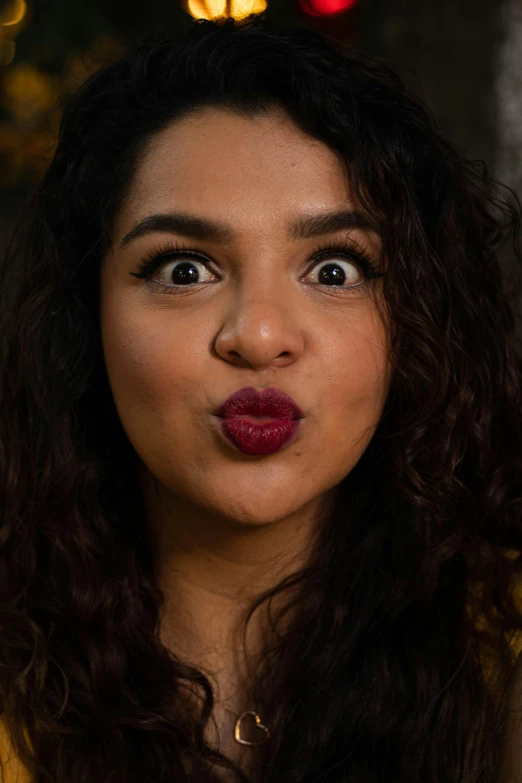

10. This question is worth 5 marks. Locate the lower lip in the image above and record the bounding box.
[216,416,302,455]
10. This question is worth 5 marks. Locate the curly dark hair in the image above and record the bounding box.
[1,14,522,783]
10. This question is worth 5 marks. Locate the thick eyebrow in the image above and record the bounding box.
[118,209,381,249]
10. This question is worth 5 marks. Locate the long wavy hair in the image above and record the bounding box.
[1,15,522,783]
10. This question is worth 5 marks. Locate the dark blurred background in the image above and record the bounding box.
[1,0,521,315]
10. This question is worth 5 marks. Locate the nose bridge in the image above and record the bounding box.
[215,241,305,367]
[226,245,297,348]
[234,277,292,330]
[231,239,293,304]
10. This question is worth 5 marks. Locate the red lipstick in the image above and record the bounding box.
[215,386,304,455]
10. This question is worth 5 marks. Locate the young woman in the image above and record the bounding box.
[1,15,521,783]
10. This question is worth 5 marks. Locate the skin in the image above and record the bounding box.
[99,105,392,771]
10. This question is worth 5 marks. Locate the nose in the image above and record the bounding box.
[213,294,304,370]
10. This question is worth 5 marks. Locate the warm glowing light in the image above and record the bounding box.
[187,0,226,20]
[185,0,266,22]
[2,63,58,124]
[1,0,27,26]
[300,0,358,16]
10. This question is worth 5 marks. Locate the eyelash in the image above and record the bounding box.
[129,238,384,296]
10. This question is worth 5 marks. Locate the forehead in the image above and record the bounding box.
[122,106,357,232]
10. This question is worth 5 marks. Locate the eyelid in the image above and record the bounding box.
[133,236,378,271]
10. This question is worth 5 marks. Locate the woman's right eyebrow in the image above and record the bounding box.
[118,209,381,249]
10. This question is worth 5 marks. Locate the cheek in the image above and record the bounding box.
[318,322,391,461]
[324,314,390,414]
[349,340,390,412]
[100,301,204,421]
[115,347,198,420]
[100,307,210,485]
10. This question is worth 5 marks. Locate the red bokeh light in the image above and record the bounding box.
[300,0,358,16]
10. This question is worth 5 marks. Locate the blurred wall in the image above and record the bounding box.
[361,0,500,173]
[360,0,522,346]
[496,0,522,201]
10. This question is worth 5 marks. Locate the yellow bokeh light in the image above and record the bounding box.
[1,0,27,26]
[185,0,267,22]
[187,0,226,21]
[2,63,59,124]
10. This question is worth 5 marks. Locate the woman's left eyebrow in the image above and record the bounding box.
[119,209,381,249]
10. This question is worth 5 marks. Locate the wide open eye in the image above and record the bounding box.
[130,238,384,296]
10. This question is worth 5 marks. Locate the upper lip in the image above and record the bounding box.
[215,386,305,420]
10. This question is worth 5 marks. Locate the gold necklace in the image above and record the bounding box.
[224,707,271,746]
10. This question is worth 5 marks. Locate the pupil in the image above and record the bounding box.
[319,264,346,286]
[169,261,350,287]
[172,262,199,286]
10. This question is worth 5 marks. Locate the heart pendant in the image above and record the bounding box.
[234,710,271,746]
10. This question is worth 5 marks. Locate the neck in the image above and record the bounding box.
[138,468,336,709]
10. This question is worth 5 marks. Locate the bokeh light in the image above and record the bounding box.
[0,0,27,27]
[184,0,267,22]
[300,0,358,17]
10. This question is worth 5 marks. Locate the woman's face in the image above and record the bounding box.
[100,106,392,529]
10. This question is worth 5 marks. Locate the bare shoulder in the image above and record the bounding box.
[0,719,32,782]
